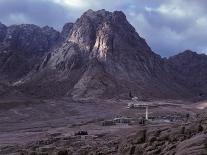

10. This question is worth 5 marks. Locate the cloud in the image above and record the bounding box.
[124,0,207,56]
[0,0,71,30]
[0,0,207,56]
[52,0,92,9]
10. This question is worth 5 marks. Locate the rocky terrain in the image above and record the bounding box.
[0,9,206,100]
[0,23,60,81]
[0,9,207,155]
[0,98,206,155]
[167,50,207,100]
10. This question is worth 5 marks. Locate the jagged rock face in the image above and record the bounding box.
[118,116,207,155]
[61,22,73,40]
[68,9,152,61]
[21,9,188,99]
[167,50,207,98]
[0,24,60,81]
[3,24,60,55]
[41,26,60,48]
[0,23,7,42]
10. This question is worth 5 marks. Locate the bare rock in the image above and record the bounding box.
[175,134,207,155]
[0,24,60,81]
[61,23,73,40]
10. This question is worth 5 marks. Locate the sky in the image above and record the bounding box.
[0,0,207,57]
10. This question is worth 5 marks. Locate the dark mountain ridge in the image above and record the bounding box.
[167,50,207,98]
[0,23,59,81]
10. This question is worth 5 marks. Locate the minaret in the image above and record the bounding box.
[146,106,149,120]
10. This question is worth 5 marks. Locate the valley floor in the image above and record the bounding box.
[0,98,206,154]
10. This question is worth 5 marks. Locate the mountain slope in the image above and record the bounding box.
[167,50,207,99]
[0,23,60,81]
[17,10,190,99]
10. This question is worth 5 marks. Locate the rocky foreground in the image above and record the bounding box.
[1,112,207,155]
[0,99,207,155]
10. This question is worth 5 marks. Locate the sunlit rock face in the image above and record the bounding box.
[46,9,157,74]
[66,9,151,61]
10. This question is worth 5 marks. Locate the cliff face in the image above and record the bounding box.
[167,50,207,98]
[0,24,60,81]
[0,10,206,100]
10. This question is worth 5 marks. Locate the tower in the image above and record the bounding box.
[146,106,148,120]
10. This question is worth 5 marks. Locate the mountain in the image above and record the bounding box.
[166,50,207,99]
[15,9,186,99]
[0,23,61,81]
[0,10,206,100]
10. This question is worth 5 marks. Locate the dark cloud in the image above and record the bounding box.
[0,0,207,56]
[124,0,207,56]
[0,0,73,30]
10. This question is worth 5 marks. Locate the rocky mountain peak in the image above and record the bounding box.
[168,50,207,64]
[3,24,60,54]
[29,10,175,99]
[0,23,60,80]
[0,23,7,42]
[173,50,198,58]
[82,9,126,21]
[61,22,73,40]
[182,49,196,54]
[166,50,207,98]
[82,9,116,21]
[67,9,151,61]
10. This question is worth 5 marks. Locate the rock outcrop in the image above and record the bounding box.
[118,116,207,155]
[0,23,7,42]
[61,22,73,40]
[166,50,207,99]
[0,24,60,81]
